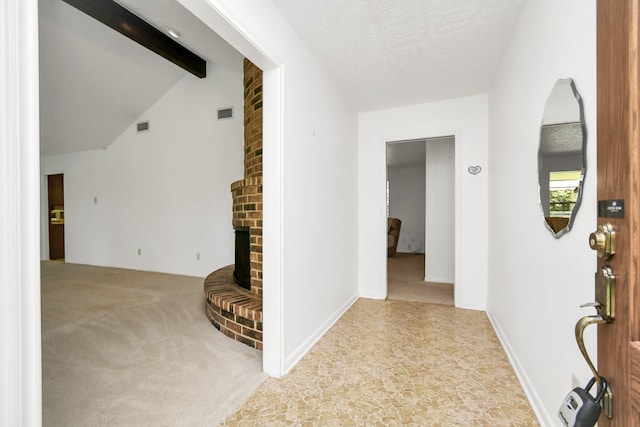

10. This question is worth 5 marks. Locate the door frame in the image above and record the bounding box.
[596,0,640,424]
[382,131,462,306]
[385,136,456,295]
[1,0,42,424]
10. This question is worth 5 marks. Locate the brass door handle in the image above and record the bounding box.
[575,315,613,418]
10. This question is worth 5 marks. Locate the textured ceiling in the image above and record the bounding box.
[272,0,524,111]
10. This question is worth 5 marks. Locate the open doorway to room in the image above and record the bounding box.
[37,0,276,424]
[386,137,455,305]
[47,173,65,260]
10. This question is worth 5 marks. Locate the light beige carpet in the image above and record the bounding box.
[387,252,454,305]
[41,261,267,426]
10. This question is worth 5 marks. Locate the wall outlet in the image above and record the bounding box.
[196,253,200,260]
[137,248,141,255]
[408,243,412,250]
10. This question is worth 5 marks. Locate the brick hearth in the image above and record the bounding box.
[204,265,263,349]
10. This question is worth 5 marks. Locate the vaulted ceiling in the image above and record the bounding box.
[38,0,242,156]
[39,0,524,156]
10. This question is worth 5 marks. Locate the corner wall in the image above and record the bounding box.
[425,138,455,284]
[487,0,597,424]
[175,0,360,375]
[358,95,489,310]
[40,66,245,278]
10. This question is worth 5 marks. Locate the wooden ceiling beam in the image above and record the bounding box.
[62,0,206,78]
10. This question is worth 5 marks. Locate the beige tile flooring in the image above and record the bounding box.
[223,298,539,426]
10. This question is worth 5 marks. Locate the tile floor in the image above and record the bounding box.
[222,298,539,426]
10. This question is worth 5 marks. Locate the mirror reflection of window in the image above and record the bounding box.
[549,170,581,217]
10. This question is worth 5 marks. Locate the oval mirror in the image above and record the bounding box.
[538,78,586,238]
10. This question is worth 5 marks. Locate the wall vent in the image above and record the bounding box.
[217,107,234,120]
[136,121,150,132]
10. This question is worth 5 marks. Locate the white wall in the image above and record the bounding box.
[1,0,42,424]
[425,138,455,283]
[359,95,489,310]
[176,0,360,375]
[487,0,597,425]
[41,65,245,278]
[387,164,426,254]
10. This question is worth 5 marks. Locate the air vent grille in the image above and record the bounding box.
[217,107,233,120]
[137,121,150,132]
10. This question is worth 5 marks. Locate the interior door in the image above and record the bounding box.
[47,173,65,260]
[596,0,640,424]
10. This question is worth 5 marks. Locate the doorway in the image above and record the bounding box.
[386,137,455,305]
[47,173,65,260]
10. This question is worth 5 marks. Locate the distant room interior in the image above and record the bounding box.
[386,137,455,305]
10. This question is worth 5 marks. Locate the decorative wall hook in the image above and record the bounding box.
[468,165,482,175]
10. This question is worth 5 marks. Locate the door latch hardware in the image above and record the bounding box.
[581,267,616,322]
[596,266,615,322]
[589,223,616,259]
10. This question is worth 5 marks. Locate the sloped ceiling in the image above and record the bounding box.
[38,0,243,156]
[271,0,524,111]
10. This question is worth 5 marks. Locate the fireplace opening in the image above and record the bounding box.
[233,226,251,290]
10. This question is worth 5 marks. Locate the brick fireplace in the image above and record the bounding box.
[204,59,263,349]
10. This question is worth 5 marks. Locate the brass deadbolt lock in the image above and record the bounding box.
[589,223,616,259]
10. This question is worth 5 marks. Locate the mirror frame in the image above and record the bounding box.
[538,78,587,239]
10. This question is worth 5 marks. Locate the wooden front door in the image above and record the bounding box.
[47,173,65,260]
[597,0,640,424]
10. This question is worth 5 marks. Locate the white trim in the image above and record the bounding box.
[262,65,286,377]
[453,133,464,308]
[486,311,550,426]
[285,295,358,373]
[177,0,279,70]
[0,0,42,425]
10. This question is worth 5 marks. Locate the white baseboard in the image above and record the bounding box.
[284,294,359,373]
[486,311,553,427]
[358,291,386,300]
[425,278,455,284]
[454,299,485,311]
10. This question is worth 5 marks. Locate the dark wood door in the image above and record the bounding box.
[597,0,640,424]
[47,173,65,260]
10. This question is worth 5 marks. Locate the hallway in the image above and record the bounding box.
[224,298,538,425]
[387,253,454,305]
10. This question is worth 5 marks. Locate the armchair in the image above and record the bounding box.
[387,217,401,257]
